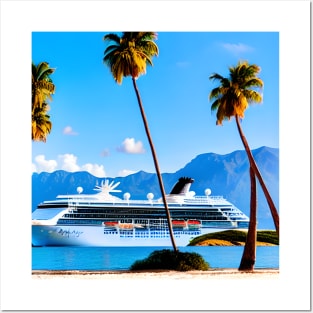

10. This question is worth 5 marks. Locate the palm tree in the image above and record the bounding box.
[32,62,55,142]
[103,32,178,253]
[209,61,279,270]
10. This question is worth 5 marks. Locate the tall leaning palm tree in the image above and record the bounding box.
[32,62,56,142]
[103,32,178,253]
[209,61,279,270]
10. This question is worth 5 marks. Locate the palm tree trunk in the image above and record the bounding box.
[132,77,178,253]
[235,115,279,236]
[239,166,257,271]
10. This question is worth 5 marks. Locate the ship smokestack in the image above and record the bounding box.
[169,177,194,195]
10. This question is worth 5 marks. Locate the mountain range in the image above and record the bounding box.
[32,146,279,229]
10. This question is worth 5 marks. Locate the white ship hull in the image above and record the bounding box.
[32,224,234,247]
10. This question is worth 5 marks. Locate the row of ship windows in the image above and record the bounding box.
[67,208,223,215]
[58,219,167,225]
[202,221,234,226]
[58,217,228,225]
[63,212,226,219]
[102,230,202,237]
[58,219,177,225]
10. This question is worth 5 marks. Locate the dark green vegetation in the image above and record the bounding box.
[188,230,279,246]
[130,249,210,271]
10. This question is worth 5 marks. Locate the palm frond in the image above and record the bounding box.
[209,73,225,82]
[32,103,52,142]
[210,99,221,112]
[243,77,264,89]
[103,33,121,44]
[243,90,263,104]
[209,86,223,101]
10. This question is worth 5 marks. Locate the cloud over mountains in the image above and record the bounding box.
[32,153,106,177]
[32,136,146,178]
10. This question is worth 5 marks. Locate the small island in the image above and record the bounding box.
[188,230,279,246]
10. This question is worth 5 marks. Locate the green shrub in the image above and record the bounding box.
[130,249,210,271]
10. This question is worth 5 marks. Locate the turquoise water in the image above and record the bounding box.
[32,246,279,270]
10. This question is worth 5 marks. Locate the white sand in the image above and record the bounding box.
[32,269,279,280]
[30,270,282,310]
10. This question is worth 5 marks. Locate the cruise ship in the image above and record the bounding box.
[32,177,249,247]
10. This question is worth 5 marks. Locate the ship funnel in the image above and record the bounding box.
[169,177,194,195]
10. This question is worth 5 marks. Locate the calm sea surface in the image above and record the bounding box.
[32,246,279,270]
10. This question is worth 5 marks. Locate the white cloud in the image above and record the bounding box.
[32,153,107,177]
[58,154,81,172]
[117,137,145,154]
[221,42,254,54]
[118,169,137,177]
[33,155,58,173]
[32,153,106,177]
[63,126,78,135]
[81,163,106,177]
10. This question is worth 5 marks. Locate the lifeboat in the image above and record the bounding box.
[118,223,134,230]
[172,220,187,228]
[103,221,118,228]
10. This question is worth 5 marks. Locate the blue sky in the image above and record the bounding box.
[32,31,279,177]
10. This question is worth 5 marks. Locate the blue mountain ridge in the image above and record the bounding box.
[32,146,279,230]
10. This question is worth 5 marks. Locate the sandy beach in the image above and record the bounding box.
[28,269,285,310]
[32,269,279,280]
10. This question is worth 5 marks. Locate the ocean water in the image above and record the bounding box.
[32,246,279,270]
